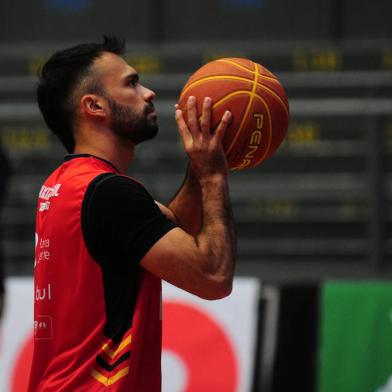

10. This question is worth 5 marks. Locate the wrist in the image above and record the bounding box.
[198,172,227,188]
[190,161,229,184]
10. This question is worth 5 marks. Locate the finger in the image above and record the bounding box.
[200,97,212,135]
[214,110,232,142]
[175,109,193,147]
[186,96,200,134]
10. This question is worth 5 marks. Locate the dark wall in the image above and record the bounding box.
[0,0,150,43]
[0,0,391,44]
[343,0,392,40]
[163,0,322,41]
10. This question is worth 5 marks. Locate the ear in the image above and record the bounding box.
[80,94,107,118]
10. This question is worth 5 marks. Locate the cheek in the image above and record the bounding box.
[126,94,146,111]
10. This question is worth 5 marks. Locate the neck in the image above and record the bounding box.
[74,138,135,174]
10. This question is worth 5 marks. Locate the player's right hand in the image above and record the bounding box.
[175,96,232,180]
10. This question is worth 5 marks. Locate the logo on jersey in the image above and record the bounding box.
[34,315,54,340]
[38,183,61,211]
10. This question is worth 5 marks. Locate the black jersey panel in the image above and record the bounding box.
[83,174,176,268]
[81,173,176,341]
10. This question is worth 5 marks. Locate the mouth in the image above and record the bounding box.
[147,110,157,123]
[146,104,157,122]
[148,112,157,120]
[145,103,155,115]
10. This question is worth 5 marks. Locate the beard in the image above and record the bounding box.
[105,95,158,145]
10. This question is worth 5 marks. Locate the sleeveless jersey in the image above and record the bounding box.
[28,156,162,392]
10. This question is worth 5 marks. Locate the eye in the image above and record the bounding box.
[127,74,140,87]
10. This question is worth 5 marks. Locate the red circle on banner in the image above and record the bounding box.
[10,302,239,392]
[11,333,34,392]
[162,301,238,392]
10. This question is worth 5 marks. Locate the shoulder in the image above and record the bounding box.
[85,173,152,205]
[82,173,176,266]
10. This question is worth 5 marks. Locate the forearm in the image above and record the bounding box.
[168,165,202,236]
[196,173,236,295]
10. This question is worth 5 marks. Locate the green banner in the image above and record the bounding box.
[319,282,392,392]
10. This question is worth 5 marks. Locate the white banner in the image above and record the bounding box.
[162,279,260,392]
[0,277,260,392]
[0,278,34,392]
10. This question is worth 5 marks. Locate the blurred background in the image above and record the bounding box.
[0,0,391,391]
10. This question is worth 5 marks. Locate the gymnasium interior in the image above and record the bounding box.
[0,0,391,391]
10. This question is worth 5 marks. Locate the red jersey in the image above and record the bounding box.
[29,156,170,391]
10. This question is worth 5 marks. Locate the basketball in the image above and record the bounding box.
[178,58,289,170]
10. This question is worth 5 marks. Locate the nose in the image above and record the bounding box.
[142,85,156,102]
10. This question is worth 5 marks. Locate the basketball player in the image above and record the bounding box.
[28,36,236,391]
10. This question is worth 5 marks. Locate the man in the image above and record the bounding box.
[29,36,236,391]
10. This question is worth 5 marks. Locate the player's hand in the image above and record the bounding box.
[175,96,232,179]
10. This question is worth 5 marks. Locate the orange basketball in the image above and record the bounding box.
[178,58,289,170]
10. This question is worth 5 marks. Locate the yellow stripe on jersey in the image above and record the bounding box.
[91,366,130,386]
[101,335,132,359]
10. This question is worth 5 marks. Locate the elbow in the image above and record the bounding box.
[210,283,233,300]
[190,251,236,300]
[212,276,233,299]
[196,275,233,300]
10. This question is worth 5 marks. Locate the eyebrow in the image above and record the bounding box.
[124,73,139,84]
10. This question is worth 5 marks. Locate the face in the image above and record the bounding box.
[104,91,158,145]
[93,52,158,145]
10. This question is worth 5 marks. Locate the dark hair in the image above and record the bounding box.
[36,36,126,153]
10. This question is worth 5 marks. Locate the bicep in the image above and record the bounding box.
[139,227,219,299]
[140,227,227,299]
